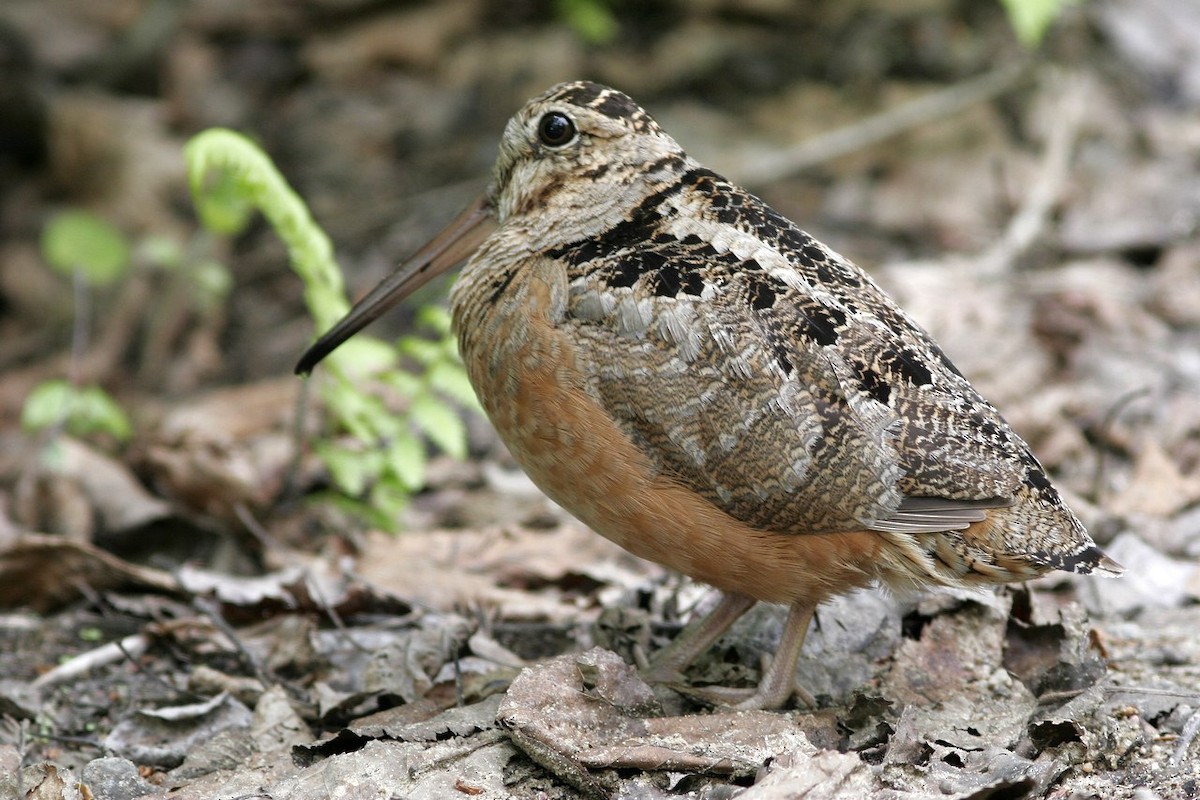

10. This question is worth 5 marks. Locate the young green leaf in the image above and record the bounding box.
[189,260,234,311]
[367,483,408,531]
[333,337,399,377]
[554,0,618,44]
[1000,0,1075,46]
[315,492,398,533]
[415,305,454,336]
[396,336,445,367]
[315,441,382,497]
[409,395,467,460]
[140,235,185,271]
[73,385,133,441]
[21,379,132,441]
[185,127,483,531]
[381,370,423,400]
[41,211,130,286]
[385,429,427,491]
[20,379,75,433]
[191,166,256,236]
[427,361,481,409]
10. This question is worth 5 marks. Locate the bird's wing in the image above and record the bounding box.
[555,166,1028,535]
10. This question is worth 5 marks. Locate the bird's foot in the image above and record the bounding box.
[634,643,691,685]
[640,647,816,710]
[669,655,817,711]
[672,681,815,711]
[635,593,757,683]
[635,596,820,711]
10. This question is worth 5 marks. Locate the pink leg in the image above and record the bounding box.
[640,592,756,683]
[659,598,818,711]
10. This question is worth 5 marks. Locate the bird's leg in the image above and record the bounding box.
[638,592,756,683]
[674,599,818,711]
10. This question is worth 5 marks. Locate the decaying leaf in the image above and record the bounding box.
[105,692,253,769]
[0,533,179,611]
[498,647,834,796]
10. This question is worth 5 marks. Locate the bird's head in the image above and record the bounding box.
[295,81,683,374]
[487,81,687,244]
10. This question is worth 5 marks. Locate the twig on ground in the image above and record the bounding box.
[1102,685,1200,701]
[280,378,310,506]
[304,565,372,655]
[1173,707,1200,766]
[192,595,274,690]
[233,502,278,553]
[1088,387,1153,505]
[85,268,155,383]
[977,69,1090,278]
[31,633,150,690]
[69,579,180,696]
[730,61,1031,186]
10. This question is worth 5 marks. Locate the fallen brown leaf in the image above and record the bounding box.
[0,533,179,612]
[357,522,661,621]
[498,648,835,796]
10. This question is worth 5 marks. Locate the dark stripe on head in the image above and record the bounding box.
[594,91,641,121]
[545,81,607,107]
[541,82,659,133]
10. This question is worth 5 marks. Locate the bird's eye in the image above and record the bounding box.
[537,112,576,148]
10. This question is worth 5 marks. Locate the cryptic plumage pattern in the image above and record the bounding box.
[451,81,1118,598]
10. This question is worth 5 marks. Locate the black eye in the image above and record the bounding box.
[537,112,576,147]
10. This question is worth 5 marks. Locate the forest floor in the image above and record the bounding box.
[1,1,1199,798]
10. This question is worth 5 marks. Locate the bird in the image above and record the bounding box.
[296,80,1123,710]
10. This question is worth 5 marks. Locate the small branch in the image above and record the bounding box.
[730,61,1031,186]
[977,69,1089,278]
[1172,707,1200,767]
[1088,387,1152,505]
[303,564,372,655]
[233,502,277,553]
[279,378,311,506]
[69,268,89,388]
[1102,685,1200,701]
[31,633,150,690]
[192,595,274,690]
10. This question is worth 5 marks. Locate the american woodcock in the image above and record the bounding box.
[297,81,1122,710]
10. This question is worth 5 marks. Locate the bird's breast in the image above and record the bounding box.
[448,254,882,604]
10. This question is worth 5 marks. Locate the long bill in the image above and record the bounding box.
[295,193,495,375]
